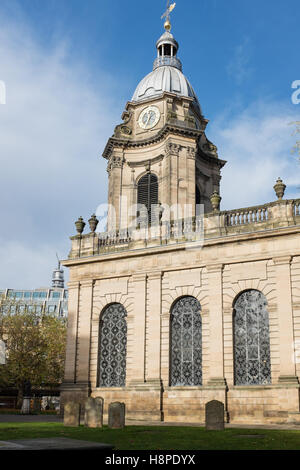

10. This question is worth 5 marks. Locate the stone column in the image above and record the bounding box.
[107,154,123,232]
[206,264,227,418]
[146,272,162,383]
[273,256,298,381]
[63,281,80,383]
[61,279,94,413]
[206,264,226,387]
[187,146,196,217]
[60,281,84,413]
[76,280,94,385]
[129,273,147,383]
[166,142,180,219]
[273,256,299,412]
[127,273,162,421]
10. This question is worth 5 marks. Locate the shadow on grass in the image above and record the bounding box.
[0,422,300,450]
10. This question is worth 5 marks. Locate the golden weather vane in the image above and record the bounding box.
[161,1,176,31]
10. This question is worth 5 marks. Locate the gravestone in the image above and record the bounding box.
[0,340,5,365]
[108,402,125,429]
[33,398,41,414]
[21,380,32,415]
[20,398,31,415]
[205,400,224,431]
[84,397,103,428]
[64,401,81,427]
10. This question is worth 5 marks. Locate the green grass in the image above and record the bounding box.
[0,422,300,450]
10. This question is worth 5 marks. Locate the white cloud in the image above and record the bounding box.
[226,37,254,85]
[208,101,300,210]
[0,10,299,289]
[0,11,121,288]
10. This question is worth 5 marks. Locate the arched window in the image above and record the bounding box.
[233,290,271,386]
[98,303,127,387]
[170,296,202,386]
[137,173,158,225]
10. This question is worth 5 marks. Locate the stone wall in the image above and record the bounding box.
[61,219,300,424]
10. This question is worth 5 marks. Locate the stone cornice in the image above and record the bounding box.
[206,263,224,273]
[79,279,95,288]
[132,273,147,283]
[103,126,226,171]
[102,123,204,160]
[147,271,162,281]
[67,281,80,289]
[273,256,292,266]
[63,224,300,268]
[127,154,164,168]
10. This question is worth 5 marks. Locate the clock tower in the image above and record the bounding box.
[61,6,300,426]
[103,25,226,232]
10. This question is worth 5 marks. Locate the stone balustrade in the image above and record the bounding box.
[69,198,300,259]
[224,204,269,226]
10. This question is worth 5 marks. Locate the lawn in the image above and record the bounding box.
[0,422,300,450]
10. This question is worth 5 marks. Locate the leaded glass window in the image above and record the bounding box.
[233,290,271,386]
[98,303,127,387]
[170,296,202,386]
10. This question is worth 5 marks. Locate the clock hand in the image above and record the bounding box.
[146,112,152,127]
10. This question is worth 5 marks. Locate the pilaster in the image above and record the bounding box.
[76,279,94,385]
[128,273,147,384]
[273,256,297,381]
[146,272,162,382]
[107,153,124,232]
[63,281,80,383]
[206,263,225,384]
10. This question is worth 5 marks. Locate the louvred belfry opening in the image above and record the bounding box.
[137,173,159,225]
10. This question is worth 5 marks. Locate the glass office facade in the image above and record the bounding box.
[0,288,68,318]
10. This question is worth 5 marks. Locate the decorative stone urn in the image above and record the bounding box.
[210,191,222,212]
[273,177,286,200]
[75,216,86,234]
[88,214,99,233]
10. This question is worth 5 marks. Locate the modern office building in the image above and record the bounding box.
[0,263,68,318]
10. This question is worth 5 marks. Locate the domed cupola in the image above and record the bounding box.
[154,31,182,71]
[132,26,202,114]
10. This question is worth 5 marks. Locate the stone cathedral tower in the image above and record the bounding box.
[103,28,225,232]
[61,16,300,425]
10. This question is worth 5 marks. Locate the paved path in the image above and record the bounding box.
[0,437,114,450]
[0,414,300,430]
[0,414,62,423]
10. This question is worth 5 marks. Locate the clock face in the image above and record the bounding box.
[138,106,160,130]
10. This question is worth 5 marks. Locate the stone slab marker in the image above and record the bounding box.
[108,402,125,429]
[64,401,81,427]
[84,397,103,428]
[205,400,224,431]
[33,398,41,414]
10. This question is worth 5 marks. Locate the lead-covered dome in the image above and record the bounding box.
[131,31,201,113]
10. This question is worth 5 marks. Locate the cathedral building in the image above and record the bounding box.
[61,18,300,424]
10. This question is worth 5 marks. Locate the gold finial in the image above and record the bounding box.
[161,1,176,32]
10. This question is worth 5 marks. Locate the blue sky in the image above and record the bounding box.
[0,0,299,288]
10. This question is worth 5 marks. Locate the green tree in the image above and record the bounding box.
[0,299,67,407]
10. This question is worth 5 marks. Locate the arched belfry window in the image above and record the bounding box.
[137,173,158,225]
[233,290,271,386]
[98,303,127,387]
[170,296,202,386]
